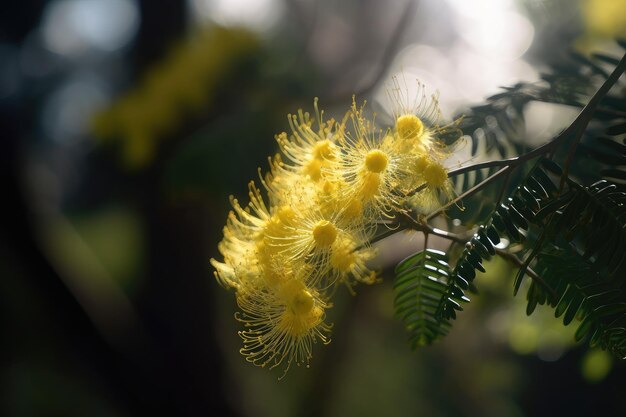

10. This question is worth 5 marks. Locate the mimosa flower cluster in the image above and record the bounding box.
[211,83,457,375]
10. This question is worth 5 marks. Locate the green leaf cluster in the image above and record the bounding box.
[393,41,626,360]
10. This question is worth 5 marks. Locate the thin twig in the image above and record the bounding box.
[418,51,626,218]
[376,212,556,291]
[447,158,518,177]
[426,166,511,221]
[368,225,403,245]
[495,248,557,301]
[494,166,514,207]
[558,52,626,191]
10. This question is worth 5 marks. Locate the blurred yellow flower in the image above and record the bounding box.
[92,26,259,168]
[582,0,626,39]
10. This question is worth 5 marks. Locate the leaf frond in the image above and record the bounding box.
[394,249,453,348]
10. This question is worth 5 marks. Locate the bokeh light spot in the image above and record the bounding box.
[42,0,139,56]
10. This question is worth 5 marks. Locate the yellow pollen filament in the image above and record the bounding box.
[312,220,337,247]
[396,114,424,140]
[365,149,389,173]
[255,241,283,280]
[275,280,320,336]
[276,132,288,143]
[263,269,283,287]
[256,238,269,258]
[424,161,448,187]
[365,271,378,284]
[382,134,395,147]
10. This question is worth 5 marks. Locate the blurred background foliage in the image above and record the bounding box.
[1,0,625,416]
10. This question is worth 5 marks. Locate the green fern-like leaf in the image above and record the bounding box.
[576,48,626,187]
[438,159,561,320]
[397,45,626,357]
[521,178,626,358]
[394,249,454,348]
[451,46,622,204]
[553,180,626,276]
[530,248,626,359]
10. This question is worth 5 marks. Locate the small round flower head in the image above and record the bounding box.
[386,77,443,154]
[422,159,449,188]
[211,184,272,290]
[212,180,299,289]
[329,234,378,290]
[408,156,455,214]
[276,98,342,182]
[260,155,297,202]
[262,205,369,288]
[211,227,259,290]
[337,98,411,218]
[224,182,274,240]
[385,76,461,163]
[395,113,424,142]
[236,274,332,377]
[211,257,238,289]
[314,176,369,229]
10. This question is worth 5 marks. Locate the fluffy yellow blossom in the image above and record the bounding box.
[337,99,412,217]
[407,155,455,214]
[276,98,342,182]
[329,235,378,289]
[212,86,460,376]
[236,275,332,376]
[385,77,458,164]
[262,206,372,288]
